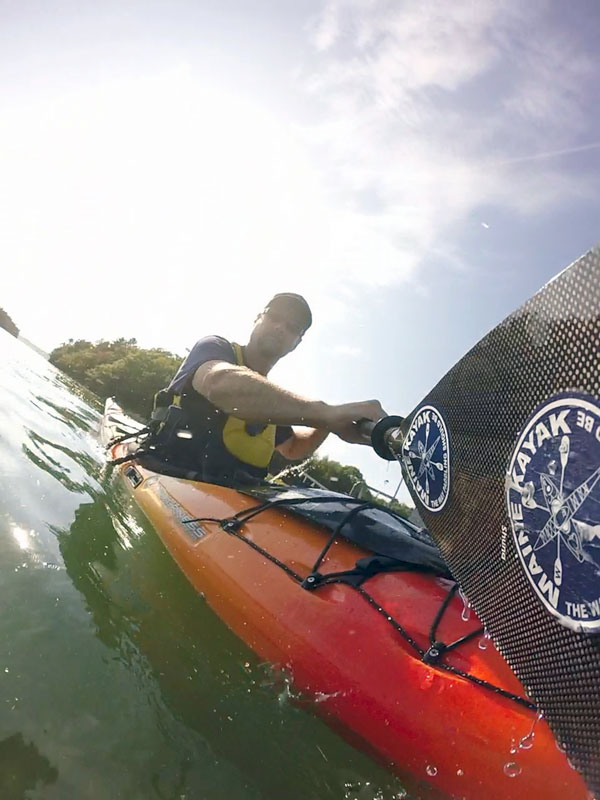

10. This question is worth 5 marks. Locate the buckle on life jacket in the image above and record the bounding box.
[151,388,175,426]
[146,387,191,453]
[153,404,188,445]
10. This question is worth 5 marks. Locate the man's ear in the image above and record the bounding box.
[287,334,303,354]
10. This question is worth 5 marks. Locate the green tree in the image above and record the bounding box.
[302,455,412,517]
[384,497,413,520]
[0,308,19,337]
[86,349,181,417]
[50,339,181,418]
[304,455,371,496]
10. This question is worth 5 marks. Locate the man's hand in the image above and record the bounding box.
[325,400,387,445]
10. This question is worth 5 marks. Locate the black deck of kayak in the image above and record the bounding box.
[129,452,450,578]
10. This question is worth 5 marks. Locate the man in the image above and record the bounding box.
[161,292,385,483]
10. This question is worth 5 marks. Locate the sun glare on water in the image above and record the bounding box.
[11,524,33,551]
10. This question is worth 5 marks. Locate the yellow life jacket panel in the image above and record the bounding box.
[163,340,279,475]
[221,343,277,468]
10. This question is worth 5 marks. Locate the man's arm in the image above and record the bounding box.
[193,360,329,427]
[192,360,385,439]
[276,427,330,461]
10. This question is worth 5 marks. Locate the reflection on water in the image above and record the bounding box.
[0,733,58,799]
[0,330,408,799]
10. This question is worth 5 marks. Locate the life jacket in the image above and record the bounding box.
[151,342,277,475]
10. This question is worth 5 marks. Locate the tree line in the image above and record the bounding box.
[50,338,182,418]
[0,307,19,337]
[300,455,412,518]
[50,338,412,517]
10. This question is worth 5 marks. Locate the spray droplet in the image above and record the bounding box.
[519,732,534,750]
[520,709,543,750]
[456,769,464,776]
[426,765,437,777]
[504,762,521,778]
[458,587,471,622]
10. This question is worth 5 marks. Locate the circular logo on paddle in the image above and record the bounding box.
[402,405,450,512]
[506,393,600,633]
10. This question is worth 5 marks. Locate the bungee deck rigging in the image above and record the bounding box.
[107,403,539,714]
[180,490,536,712]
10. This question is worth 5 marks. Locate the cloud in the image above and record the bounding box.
[311,0,342,52]
[301,0,596,281]
[330,344,363,357]
[0,62,415,352]
[1,0,596,357]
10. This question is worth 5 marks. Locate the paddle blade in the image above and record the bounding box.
[398,246,600,793]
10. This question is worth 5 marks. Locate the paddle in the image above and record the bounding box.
[361,246,600,795]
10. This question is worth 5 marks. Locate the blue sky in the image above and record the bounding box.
[2,0,599,499]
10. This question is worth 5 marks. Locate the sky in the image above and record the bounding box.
[1,0,599,500]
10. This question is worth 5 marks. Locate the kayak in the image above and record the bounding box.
[101,398,587,800]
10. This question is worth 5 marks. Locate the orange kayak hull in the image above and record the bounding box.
[110,450,588,800]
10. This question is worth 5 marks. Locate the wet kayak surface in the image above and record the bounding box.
[0,330,409,800]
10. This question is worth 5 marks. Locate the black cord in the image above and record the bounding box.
[106,426,151,449]
[310,502,372,575]
[180,492,535,711]
[428,582,484,653]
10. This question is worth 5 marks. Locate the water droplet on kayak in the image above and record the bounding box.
[519,732,534,750]
[520,709,543,750]
[426,765,437,777]
[314,689,342,704]
[478,629,491,650]
[458,587,471,621]
[456,768,464,776]
[504,762,521,778]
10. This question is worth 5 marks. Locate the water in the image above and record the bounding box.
[0,331,408,799]
[503,762,521,778]
[458,587,471,622]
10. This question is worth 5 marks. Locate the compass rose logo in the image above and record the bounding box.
[402,405,450,512]
[506,393,600,633]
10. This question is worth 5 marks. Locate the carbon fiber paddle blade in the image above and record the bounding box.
[398,246,600,793]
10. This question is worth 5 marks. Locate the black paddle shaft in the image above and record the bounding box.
[358,416,404,460]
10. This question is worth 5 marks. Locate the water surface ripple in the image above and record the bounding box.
[0,331,408,800]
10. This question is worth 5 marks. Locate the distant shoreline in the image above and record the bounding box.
[18,335,49,360]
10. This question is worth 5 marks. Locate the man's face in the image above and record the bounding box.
[251,305,305,360]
